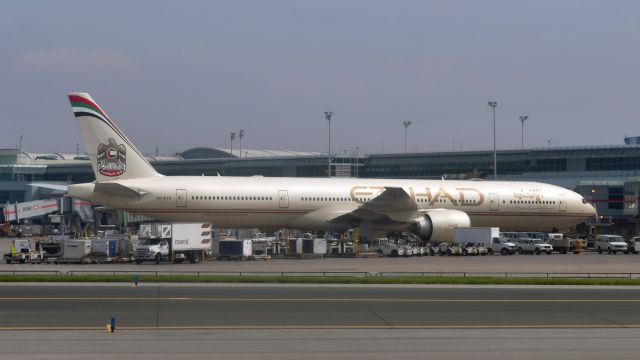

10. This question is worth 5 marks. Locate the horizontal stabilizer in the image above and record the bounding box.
[94,182,147,197]
[28,183,69,192]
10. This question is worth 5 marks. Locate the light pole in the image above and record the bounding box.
[230,132,235,157]
[402,121,412,152]
[381,136,390,153]
[519,116,528,149]
[488,101,498,179]
[324,111,333,177]
[238,130,244,158]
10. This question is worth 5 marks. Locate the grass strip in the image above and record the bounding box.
[2,274,640,286]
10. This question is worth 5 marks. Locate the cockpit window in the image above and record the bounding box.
[582,198,587,204]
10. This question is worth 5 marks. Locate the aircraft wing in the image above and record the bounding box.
[329,187,423,225]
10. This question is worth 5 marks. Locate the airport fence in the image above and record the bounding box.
[19,270,640,279]
[0,270,64,276]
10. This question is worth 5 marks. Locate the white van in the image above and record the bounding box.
[595,235,628,254]
[627,237,640,254]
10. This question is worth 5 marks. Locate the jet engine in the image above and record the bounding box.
[409,209,471,242]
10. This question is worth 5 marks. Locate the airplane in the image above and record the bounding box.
[66,92,596,241]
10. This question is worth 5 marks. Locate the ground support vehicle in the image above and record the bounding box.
[595,235,629,254]
[136,223,212,264]
[0,223,22,238]
[400,241,420,257]
[438,243,463,256]
[3,239,44,264]
[516,239,553,255]
[461,243,478,256]
[454,227,498,249]
[379,242,405,257]
[545,233,583,254]
[475,243,489,255]
[627,237,640,254]
[215,239,253,260]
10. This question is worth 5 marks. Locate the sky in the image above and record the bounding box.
[1,0,639,156]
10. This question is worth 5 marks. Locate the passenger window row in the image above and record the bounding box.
[416,198,478,204]
[191,195,273,201]
[301,197,351,202]
[509,200,556,205]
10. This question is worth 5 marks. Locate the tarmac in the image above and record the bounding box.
[3,237,640,275]
[2,283,640,359]
[3,328,640,360]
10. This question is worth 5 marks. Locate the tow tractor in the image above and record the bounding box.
[3,239,44,264]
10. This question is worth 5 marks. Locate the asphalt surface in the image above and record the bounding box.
[3,283,640,359]
[3,237,640,275]
[2,328,640,360]
[2,283,640,329]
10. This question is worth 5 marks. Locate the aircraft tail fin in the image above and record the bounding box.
[68,92,161,181]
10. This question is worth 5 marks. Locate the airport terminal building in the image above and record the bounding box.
[3,143,640,236]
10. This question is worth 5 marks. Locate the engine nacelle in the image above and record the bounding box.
[410,209,471,242]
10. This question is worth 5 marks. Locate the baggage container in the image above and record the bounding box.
[63,239,91,260]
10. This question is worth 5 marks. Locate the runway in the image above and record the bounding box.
[2,283,640,329]
[3,283,640,359]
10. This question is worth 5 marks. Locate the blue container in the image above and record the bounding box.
[107,239,117,257]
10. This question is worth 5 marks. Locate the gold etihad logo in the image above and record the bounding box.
[349,186,485,206]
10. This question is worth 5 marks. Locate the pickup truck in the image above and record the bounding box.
[517,239,553,255]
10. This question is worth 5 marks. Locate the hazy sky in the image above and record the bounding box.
[1,0,639,156]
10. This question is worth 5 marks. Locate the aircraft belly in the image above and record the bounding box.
[469,214,583,231]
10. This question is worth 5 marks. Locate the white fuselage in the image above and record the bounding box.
[69,176,595,233]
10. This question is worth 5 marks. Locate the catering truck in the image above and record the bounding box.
[136,223,212,264]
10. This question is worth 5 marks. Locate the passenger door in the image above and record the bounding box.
[489,193,499,211]
[278,190,289,208]
[558,194,567,211]
[176,189,187,207]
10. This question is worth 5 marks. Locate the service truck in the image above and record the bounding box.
[453,227,516,255]
[136,223,212,264]
[545,233,584,254]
